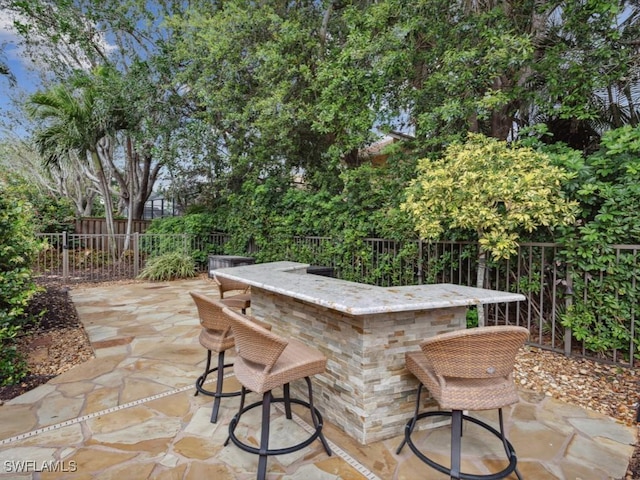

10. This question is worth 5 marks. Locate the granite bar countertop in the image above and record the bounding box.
[212,261,526,315]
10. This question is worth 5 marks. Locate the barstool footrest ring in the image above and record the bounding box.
[228,397,326,456]
[403,411,518,480]
[194,363,241,398]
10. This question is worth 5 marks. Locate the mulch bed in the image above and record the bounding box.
[0,283,94,402]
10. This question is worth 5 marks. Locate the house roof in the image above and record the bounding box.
[360,131,415,158]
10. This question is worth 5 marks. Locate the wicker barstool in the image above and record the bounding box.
[396,326,529,480]
[222,306,332,480]
[190,292,270,423]
[213,274,251,313]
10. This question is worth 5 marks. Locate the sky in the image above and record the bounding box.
[0,6,117,137]
[0,11,44,138]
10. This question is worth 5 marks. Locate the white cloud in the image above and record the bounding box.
[0,10,30,65]
[0,7,117,72]
[0,10,18,37]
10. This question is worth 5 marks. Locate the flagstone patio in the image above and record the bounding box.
[0,278,635,479]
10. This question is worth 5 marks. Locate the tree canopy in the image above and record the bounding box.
[1,0,640,228]
[402,134,578,260]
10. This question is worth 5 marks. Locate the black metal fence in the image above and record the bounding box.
[32,232,640,367]
[34,232,230,283]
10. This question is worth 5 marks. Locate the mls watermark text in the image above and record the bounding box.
[3,460,78,473]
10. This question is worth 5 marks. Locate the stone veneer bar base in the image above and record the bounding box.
[213,261,525,445]
[251,287,465,445]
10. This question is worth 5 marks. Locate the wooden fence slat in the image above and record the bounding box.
[75,218,151,235]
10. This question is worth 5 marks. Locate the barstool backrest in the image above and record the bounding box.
[190,292,232,337]
[419,326,528,380]
[213,275,250,298]
[223,306,287,375]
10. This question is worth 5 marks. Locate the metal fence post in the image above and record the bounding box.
[133,232,139,277]
[564,269,573,357]
[62,231,69,283]
[417,239,424,285]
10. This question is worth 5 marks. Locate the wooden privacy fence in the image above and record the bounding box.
[74,217,151,235]
[32,232,640,367]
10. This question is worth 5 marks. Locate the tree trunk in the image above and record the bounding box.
[112,136,161,221]
[93,141,117,262]
[107,136,162,251]
[123,137,135,252]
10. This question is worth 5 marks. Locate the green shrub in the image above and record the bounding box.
[0,183,41,386]
[1,172,76,233]
[137,252,197,281]
[143,213,221,266]
[466,306,479,329]
[556,126,640,360]
[0,326,26,386]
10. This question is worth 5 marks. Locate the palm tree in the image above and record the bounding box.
[26,77,119,256]
[27,65,172,254]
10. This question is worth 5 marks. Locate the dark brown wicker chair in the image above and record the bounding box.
[396,326,529,480]
[213,274,251,313]
[189,292,269,423]
[222,306,332,480]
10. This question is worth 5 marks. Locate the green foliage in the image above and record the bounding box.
[559,126,640,359]
[562,258,637,356]
[206,158,418,284]
[0,183,41,385]
[0,173,76,233]
[146,213,219,236]
[7,0,640,219]
[143,213,222,265]
[466,307,479,329]
[6,0,640,362]
[0,338,26,387]
[170,0,349,185]
[137,252,196,282]
[314,0,630,146]
[403,134,579,260]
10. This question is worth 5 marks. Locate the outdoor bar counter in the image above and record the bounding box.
[213,261,525,444]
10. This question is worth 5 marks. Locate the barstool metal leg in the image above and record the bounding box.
[396,383,424,454]
[194,350,212,397]
[258,391,272,480]
[498,409,523,480]
[210,351,226,423]
[305,377,332,456]
[450,410,463,480]
[226,379,331,478]
[283,383,292,419]
[195,347,240,422]
[396,406,519,479]
[224,386,248,447]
